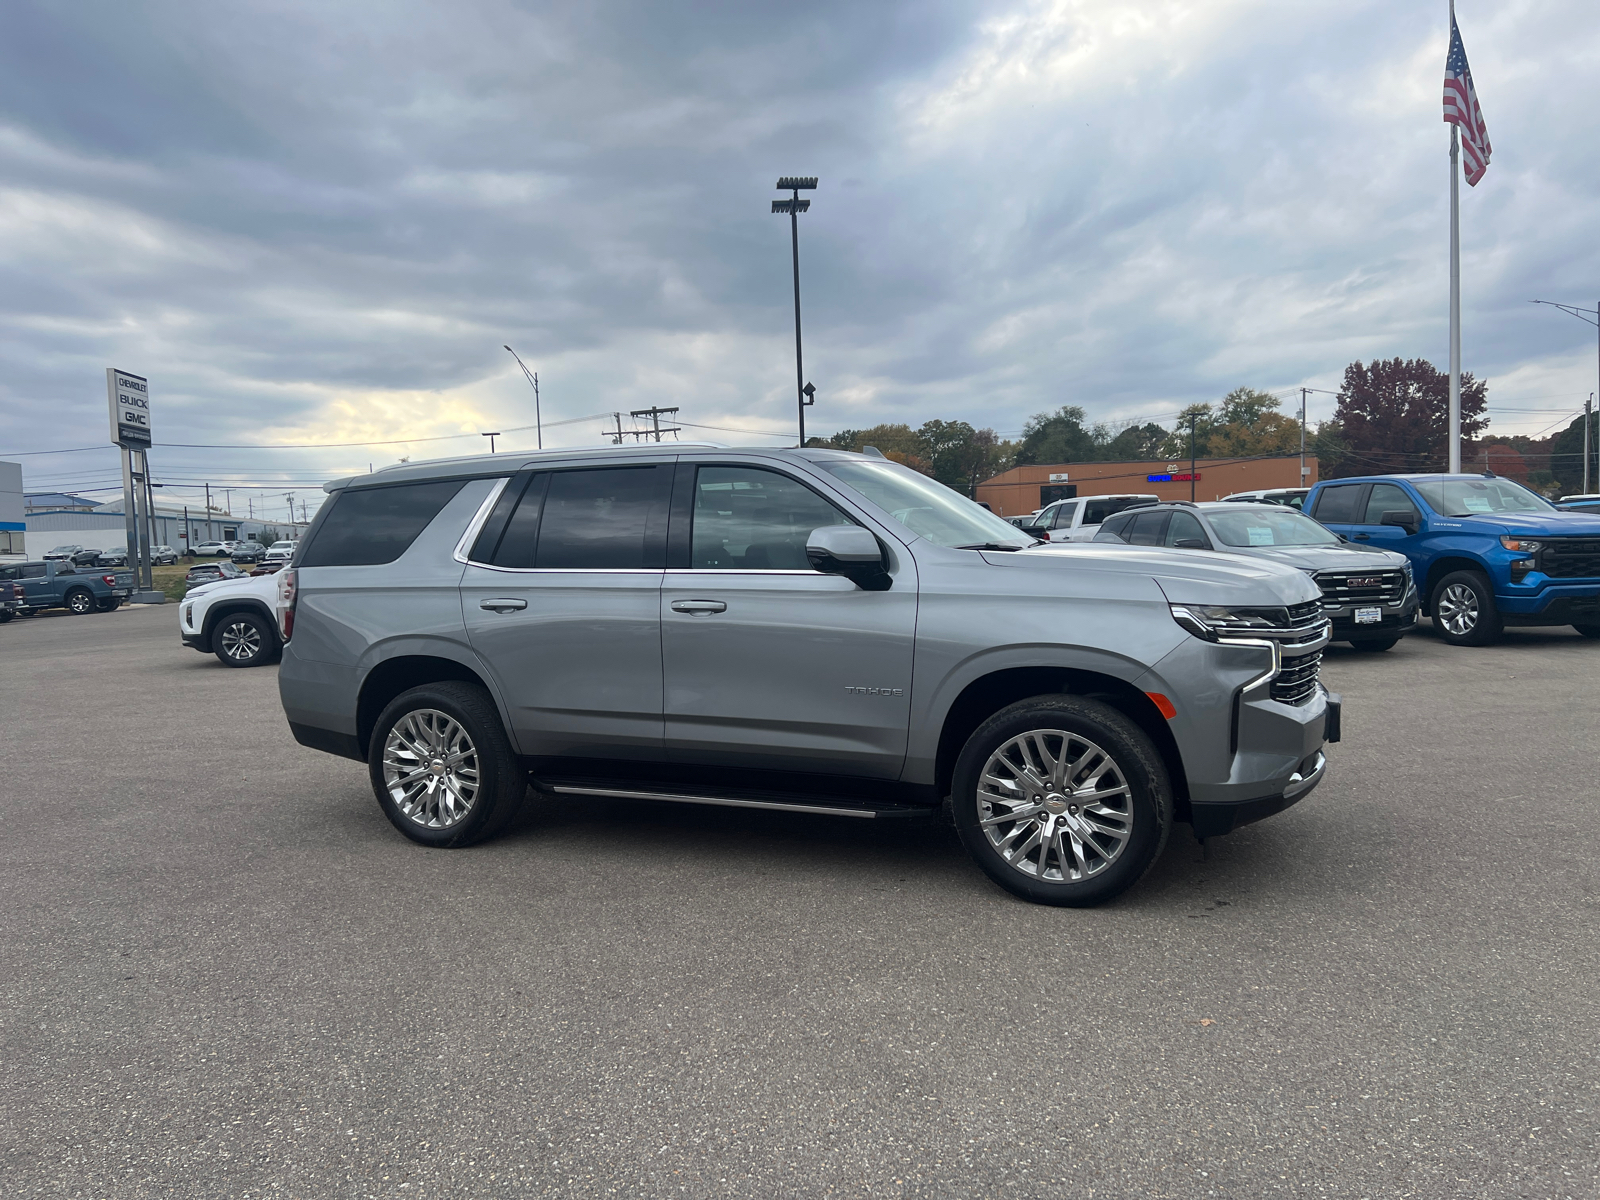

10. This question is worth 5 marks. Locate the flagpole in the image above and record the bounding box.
[1447,1,1462,473]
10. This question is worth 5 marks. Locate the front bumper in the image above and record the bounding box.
[1497,582,1600,626]
[1326,587,1418,640]
[181,632,208,652]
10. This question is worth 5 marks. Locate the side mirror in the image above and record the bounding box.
[806,525,892,591]
[1380,510,1419,535]
[1016,523,1049,540]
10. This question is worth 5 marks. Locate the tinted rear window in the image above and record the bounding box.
[492,466,669,570]
[1312,484,1366,523]
[299,480,466,567]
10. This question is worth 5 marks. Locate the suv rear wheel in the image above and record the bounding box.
[1431,570,1502,646]
[368,682,525,848]
[952,695,1172,907]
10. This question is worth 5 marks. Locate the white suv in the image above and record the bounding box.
[1029,494,1159,541]
[179,571,284,666]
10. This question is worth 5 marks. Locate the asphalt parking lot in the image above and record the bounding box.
[2,604,1597,1199]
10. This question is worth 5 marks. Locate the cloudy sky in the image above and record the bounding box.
[2,0,1597,515]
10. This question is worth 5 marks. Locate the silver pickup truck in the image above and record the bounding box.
[276,445,1340,906]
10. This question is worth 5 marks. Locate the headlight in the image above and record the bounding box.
[1170,604,1290,641]
[1500,535,1543,553]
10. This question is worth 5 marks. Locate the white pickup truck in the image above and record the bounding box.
[1027,494,1160,542]
[179,570,285,667]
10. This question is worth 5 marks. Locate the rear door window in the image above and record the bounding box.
[494,465,670,570]
[298,479,467,567]
[1050,502,1079,530]
[1312,484,1367,524]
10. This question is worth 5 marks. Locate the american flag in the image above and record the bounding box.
[1443,15,1491,186]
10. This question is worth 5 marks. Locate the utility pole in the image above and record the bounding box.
[1530,300,1600,492]
[1586,395,1594,495]
[183,505,190,557]
[286,493,295,529]
[629,406,681,443]
[205,482,213,540]
[601,413,626,445]
[1188,413,1198,503]
[772,176,818,447]
[504,346,542,449]
[223,488,233,515]
[1300,388,1309,485]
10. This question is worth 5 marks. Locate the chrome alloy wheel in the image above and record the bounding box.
[381,709,481,829]
[67,591,93,614]
[218,619,262,661]
[976,729,1134,883]
[1436,582,1479,636]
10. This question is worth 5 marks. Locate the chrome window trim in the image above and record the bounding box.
[664,568,825,577]
[452,476,513,565]
[459,564,666,576]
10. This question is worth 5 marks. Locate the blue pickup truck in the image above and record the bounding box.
[0,560,135,616]
[1304,473,1600,646]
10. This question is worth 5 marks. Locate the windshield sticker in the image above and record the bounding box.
[1247,526,1276,545]
[1463,497,1494,512]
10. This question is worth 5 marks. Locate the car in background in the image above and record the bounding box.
[95,548,128,567]
[152,545,179,565]
[1220,488,1310,510]
[231,542,266,563]
[1556,493,1600,515]
[191,540,232,557]
[180,569,285,667]
[1094,501,1418,650]
[0,578,19,622]
[1026,494,1159,543]
[264,540,298,565]
[1,560,134,614]
[1304,473,1600,645]
[185,560,245,587]
[249,561,286,576]
[42,545,85,562]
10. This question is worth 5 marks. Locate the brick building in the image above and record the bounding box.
[975,455,1316,518]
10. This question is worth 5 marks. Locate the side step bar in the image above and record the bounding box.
[543,781,934,821]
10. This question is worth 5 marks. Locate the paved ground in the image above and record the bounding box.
[2,603,1597,1199]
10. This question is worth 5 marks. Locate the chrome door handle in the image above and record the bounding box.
[479,597,527,612]
[670,599,727,615]
[1352,533,1370,541]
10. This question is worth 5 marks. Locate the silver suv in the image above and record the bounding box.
[277,445,1340,906]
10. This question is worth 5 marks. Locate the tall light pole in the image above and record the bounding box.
[773,176,817,447]
[1530,300,1600,492]
[504,346,542,449]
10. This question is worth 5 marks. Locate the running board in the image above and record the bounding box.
[543,781,934,820]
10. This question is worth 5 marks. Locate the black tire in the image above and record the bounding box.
[1574,624,1600,639]
[367,682,525,848]
[0,610,12,623]
[1348,634,1399,651]
[64,588,95,615]
[212,611,277,667]
[1430,570,1502,646]
[952,695,1172,907]
[97,597,121,612]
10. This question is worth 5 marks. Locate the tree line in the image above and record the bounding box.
[808,357,1598,498]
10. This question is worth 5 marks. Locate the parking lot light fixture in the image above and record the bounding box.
[773,176,818,446]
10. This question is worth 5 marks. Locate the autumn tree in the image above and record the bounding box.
[1325,358,1488,478]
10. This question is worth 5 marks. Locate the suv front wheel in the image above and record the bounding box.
[952,695,1172,907]
[368,682,525,848]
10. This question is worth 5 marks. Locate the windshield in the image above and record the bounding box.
[1412,477,1554,517]
[1208,507,1341,548]
[816,459,1032,550]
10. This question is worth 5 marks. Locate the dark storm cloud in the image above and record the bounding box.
[0,0,1596,506]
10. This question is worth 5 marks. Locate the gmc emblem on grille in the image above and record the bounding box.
[1345,576,1383,588]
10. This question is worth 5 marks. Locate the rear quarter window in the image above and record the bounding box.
[298,479,467,567]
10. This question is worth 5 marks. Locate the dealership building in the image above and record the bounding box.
[975,454,1316,517]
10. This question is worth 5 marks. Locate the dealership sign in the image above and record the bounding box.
[106,368,152,449]
[1147,472,1201,482]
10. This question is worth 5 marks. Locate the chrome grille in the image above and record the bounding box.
[1271,648,1322,705]
[1543,539,1600,580]
[1315,569,1408,607]
[1286,600,1324,631]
